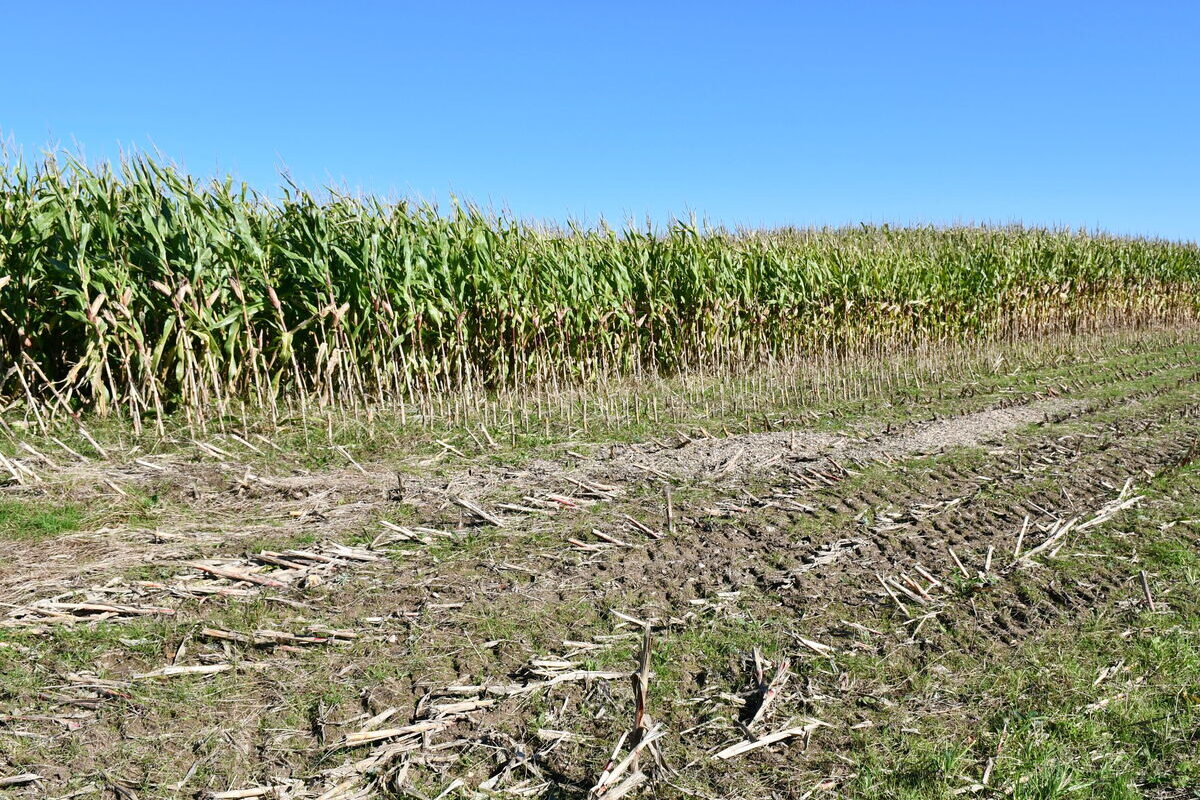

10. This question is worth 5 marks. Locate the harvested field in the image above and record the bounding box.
[3,328,1200,798]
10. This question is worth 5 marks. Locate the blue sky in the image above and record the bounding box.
[4,1,1198,239]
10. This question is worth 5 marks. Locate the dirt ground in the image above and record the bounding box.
[2,335,1200,799]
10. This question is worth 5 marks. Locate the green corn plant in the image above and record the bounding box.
[1,149,1198,426]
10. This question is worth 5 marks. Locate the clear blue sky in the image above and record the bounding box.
[4,1,1198,240]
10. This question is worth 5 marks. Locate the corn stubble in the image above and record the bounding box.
[1,152,1198,431]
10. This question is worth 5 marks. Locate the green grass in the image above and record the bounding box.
[0,498,82,541]
[844,617,1200,799]
[834,461,1200,798]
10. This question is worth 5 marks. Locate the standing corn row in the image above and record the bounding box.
[1,152,1198,423]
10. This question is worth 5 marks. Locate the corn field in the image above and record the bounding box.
[2,153,1199,427]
